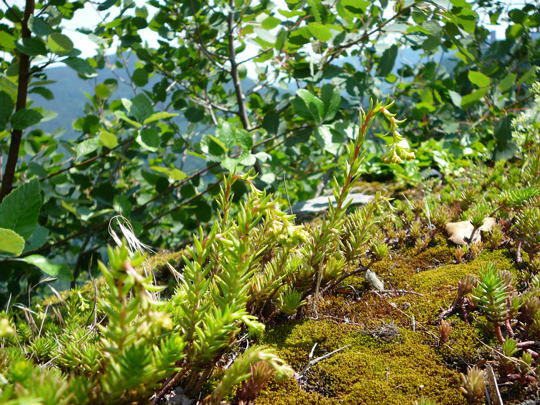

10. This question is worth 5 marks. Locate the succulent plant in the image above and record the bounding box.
[460,366,486,404]
[472,265,509,343]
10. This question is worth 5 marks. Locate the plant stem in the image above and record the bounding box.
[495,324,505,344]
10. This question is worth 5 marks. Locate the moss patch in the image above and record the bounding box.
[259,323,464,404]
[258,247,520,404]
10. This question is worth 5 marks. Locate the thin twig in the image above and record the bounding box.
[227,0,250,131]
[296,344,351,380]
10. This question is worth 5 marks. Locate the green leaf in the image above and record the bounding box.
[448,90,462,107]
[185,107,205,122]
[75,137,100,158]
[314,125,342,155]
[0,91,14,130]
[99,129,118,148]
[150,166,187,181]
[468,71,491,87]
[0,75,17,101]
[23,225,48,252]
[132,68,148,87]
[461,88,488,107]
[29,16,53,36]
[201,134,227,157]
[143,111,178,124]
[293,89,324,123]
[10,109,43,130]
[130,93,154,122]
[377,45,398,77]
[115,111,142,128]
[30,86,54,100]
[0,180,42,239]
[262,111,280,134]
[98,0,117,11]
[278,9,305,18]
[63,57,96,76]
[340,0,369,15]
[95,83,112,98]
[498,73,516,92]
[307,22,332,41]
[493,116,516,160]
[46,33,73,55]
[321,84,341,121]
[137,128,160,151]
[262,16,281,30]
[0,31,16,52]
[21,255,71,280]
[113,195,132,215]
[15,37,47,56]
[0,228,25,256]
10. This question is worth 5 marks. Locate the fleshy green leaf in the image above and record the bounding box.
[0,75,17,101]
[29,16,53,36]
[0,228,24,256]
[461,87,488,107]
[98,0,117,11]
[498,73,516,92]
[262,111,280,134]
[21,255,71,280]
[493,116,516,160]
[115,111,142,128]
[314,125,342,155]
[0,180,42,240]
[30,86,54,100]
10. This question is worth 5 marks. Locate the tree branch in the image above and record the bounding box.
[227,0,250,131]
[0,0,35,201]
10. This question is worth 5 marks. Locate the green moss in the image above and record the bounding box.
[263,319,358,367]
[400,249,518,324]
[257,246,522,404]
[260,325,465,405]
[256,378,332,404]
[412,250,516,293]
[437,316,485,363]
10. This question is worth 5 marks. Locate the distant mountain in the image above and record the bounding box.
[33,49,457,136]
[34,63,135,136]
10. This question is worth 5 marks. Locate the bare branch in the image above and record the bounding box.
[227,0,250,131]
